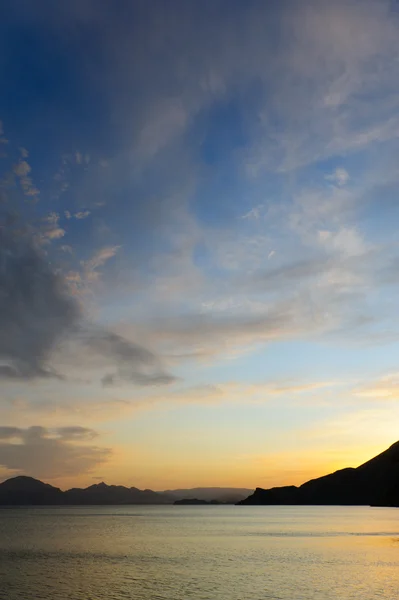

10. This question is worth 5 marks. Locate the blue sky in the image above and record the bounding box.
[1,0,399,489]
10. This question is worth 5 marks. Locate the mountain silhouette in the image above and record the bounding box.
[64,482,172,505]
[0,476,63,505]
[239,441,399,506]
[0,477,173,505]
[0,477,251,505]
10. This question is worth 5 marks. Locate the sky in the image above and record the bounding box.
[1,0,399,491]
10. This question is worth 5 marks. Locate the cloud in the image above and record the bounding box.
[0,217,79,379]
[244,0,399,173]
[0,390,133,427]
[85,329,177,387]
[289,185,357,242]
[43,227,66,241]
[109,221,388,363]
[64,210,91,220]
[157,380,337,407]
[0,370,338,426]
[2,0,399,401]
[0,214,175,386]
[317,228,366,257]
[38,212,66,243]
[326,168,350,187]
[13,159,39,197]
[83,246,120,282]
[252,257,329,290]
[240,206,263,220]
[0,425,110,479]
[13,160,30,178]
[0,427,21,439]
[353,373,399,400]
[55,426,99,440]
[118,299,313,362]
[5,0,399,180]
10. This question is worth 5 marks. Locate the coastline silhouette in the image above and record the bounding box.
[239,441,399,507]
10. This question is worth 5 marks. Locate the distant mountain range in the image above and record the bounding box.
[0,477,252,506]
[239,441,399,507]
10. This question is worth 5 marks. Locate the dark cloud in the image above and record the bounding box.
[0,427,21,439]
[0,219,79,379]
[0,214,175,386]
[55,426,99,441]
[101,370,176,387]
[88,330,157,364]
[0,426,110,478]
[87,330,177,387]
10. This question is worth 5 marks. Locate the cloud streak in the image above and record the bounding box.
[353,373,399,401]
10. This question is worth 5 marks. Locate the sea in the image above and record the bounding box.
[0,505,398,600]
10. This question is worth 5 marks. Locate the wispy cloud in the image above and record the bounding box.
[142,380,339,409]
[82,246,121,282]
[245,0,399,173]
[353,373,399,400]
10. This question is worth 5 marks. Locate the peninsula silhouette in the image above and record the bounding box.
[239,441,399,506]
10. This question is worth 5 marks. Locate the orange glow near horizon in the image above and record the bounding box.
[15,438,392,492]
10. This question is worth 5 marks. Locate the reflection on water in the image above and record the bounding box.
[0,505,398,599]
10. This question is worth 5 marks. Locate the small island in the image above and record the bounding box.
[174,498,223,505]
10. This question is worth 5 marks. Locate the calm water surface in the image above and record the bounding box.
[0,505,398,599]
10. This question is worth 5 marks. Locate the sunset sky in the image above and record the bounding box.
[1,0,399,491]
